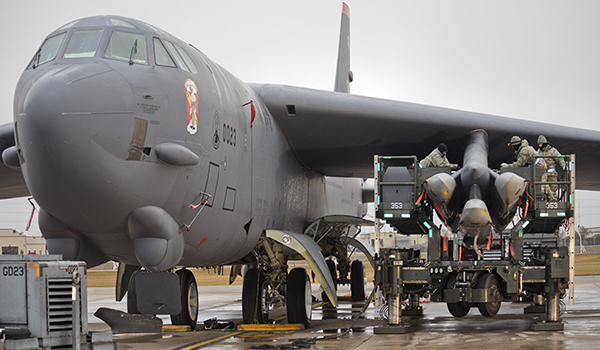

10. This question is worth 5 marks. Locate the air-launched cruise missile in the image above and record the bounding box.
[423,129,528,249]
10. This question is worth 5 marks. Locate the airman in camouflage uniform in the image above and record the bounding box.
[502,136,551,200]
[420,143,459,170]
[537,135,565,201]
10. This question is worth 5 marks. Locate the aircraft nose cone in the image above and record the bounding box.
[17,64,136,232]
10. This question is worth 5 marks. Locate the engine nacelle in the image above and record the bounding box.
[39,209,108,268]
[127,206,184,272]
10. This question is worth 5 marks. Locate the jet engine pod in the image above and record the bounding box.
[424,173,456,204]
[494,172,527,212]
[1,145,21,168]
[459,198,492,236]
[127,206,184,272]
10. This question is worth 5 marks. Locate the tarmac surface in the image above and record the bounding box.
[87,275,600,349]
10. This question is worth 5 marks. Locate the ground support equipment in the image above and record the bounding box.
[373,155,575,332]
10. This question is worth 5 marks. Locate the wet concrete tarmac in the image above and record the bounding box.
[88,275,600,349]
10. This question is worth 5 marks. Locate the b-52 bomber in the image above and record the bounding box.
[1,4,599,329]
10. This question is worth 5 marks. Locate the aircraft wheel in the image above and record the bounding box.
[322,259,337,303]
[171,269,199,328]
[127,270,141,314]
[350,260,366,301]
[446,274,470,317]
[476,273,502,317]
[242,268,269,324]
[287,268,312,328]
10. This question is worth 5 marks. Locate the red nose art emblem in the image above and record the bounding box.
[185,79,199,135]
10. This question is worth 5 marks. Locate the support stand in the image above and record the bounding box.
[375,249,406,334]
[532,249,567,331]
[524,294,545,314]
[403,294,424,316]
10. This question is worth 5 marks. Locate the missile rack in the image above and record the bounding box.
[373,155,575,332]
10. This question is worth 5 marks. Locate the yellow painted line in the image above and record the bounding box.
[237,324,304,331]
[238,333,293,339]
[176,330,244,350]
[162,325,191,332]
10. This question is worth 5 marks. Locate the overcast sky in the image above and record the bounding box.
[1,1,599,234]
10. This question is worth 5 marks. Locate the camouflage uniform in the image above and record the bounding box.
[420,148,458,169]
[506,137,551,200]
[537,135,566,201]
[506,139,545,168]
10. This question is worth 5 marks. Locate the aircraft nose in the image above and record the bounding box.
[17,64,136,232]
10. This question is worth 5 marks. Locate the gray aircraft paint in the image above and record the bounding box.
[253,84,600,190]
[10,16,363,269]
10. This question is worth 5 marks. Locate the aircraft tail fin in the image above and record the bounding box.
[334,3,353,93]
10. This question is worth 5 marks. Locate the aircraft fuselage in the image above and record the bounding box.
[14,16,363,269]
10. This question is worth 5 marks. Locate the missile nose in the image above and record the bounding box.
[460,198,492,236]
[424,172,456,204]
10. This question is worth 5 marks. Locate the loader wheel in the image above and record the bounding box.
[476,273,502,317]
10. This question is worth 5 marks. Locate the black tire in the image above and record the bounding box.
[350,260,366,301]
[242,268,269,324]
[446,273,470,317]
[170,269,199,328]
[287,268,312,328]
[447,301,471,317]
[476,273,502,317]
[322,259,337,303]
[127,270,141,314]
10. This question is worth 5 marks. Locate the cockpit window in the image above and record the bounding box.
[153,38,176,67]
[174,46,198,74]
[164,40,189,72]
[104,30,148,65]
[28,32,66,68]
[163,41,198,74]
[63,29,105,58]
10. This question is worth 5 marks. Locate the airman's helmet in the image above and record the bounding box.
[508,135,522,146]
[537,135,548,144]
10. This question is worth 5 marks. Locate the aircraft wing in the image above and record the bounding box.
[0,123,30,199]
[252,83,600,191]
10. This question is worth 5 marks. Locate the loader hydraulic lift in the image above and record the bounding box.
[373,154,575,332]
